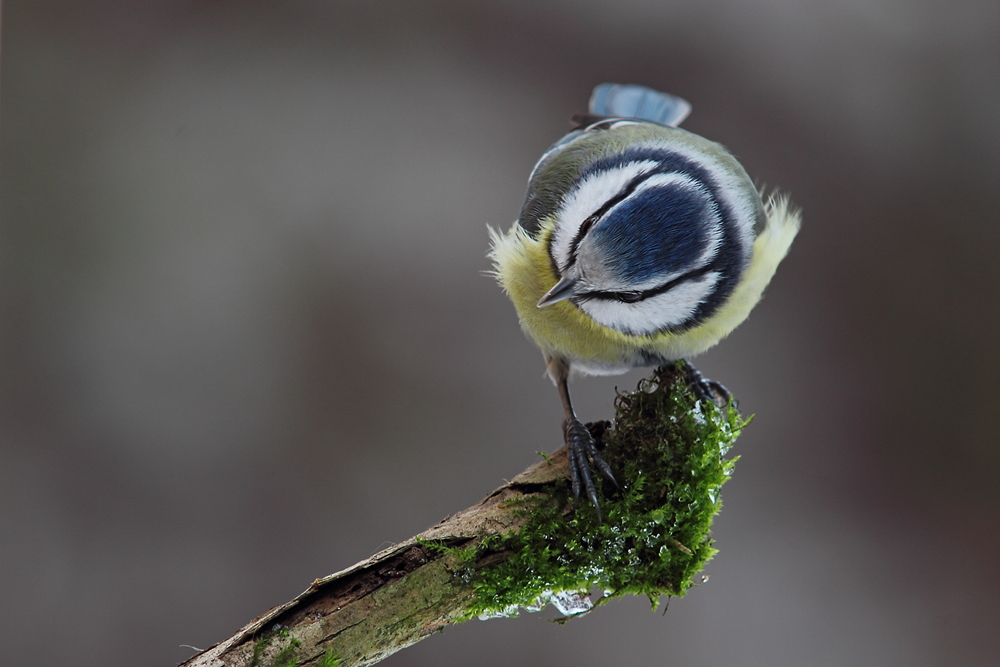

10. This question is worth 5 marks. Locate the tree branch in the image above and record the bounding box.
[180,363,744,667]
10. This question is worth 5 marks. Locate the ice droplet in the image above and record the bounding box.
[548,590,593,616]
[477,604,520,620]
[477,590,593,620]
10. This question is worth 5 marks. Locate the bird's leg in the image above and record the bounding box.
[681,360,735,409]
[552,360,617,524]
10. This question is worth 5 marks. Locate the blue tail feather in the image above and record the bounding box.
[589,84,692,127]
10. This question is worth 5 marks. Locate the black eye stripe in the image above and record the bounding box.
[575,263,719,303]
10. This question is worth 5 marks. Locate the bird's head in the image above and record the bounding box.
[537,153,749,337]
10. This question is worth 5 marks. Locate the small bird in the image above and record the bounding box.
[490,83,800,521]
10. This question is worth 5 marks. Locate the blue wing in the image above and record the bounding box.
[589,83,691,127]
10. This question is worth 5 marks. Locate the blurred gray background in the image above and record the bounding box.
[2,1,999,665]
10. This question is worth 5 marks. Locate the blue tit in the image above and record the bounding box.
[489,83,800,521]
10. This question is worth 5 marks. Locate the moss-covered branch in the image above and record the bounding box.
[180,362,745,667]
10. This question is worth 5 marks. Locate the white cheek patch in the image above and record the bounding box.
[550,160,660,272]
[579,272,720,335]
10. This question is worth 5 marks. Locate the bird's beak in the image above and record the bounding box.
[537,276,579,308]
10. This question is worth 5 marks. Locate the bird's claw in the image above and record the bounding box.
[564,417,617,524]
[682,361,734,409]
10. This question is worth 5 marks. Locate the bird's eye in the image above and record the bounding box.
[616,291,643,303]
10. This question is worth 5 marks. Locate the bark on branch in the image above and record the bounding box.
[179,363,742,667]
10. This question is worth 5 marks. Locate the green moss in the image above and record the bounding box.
[535,450,554,465]
[249,632,273,667]
[416,536,479,564]
[249,627,305,667]
[271,640,301,667]
[471,361,746,616]
[317,648,343,667]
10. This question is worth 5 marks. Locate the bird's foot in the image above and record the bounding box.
[681,361,734,409]
[564,417,617,524]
